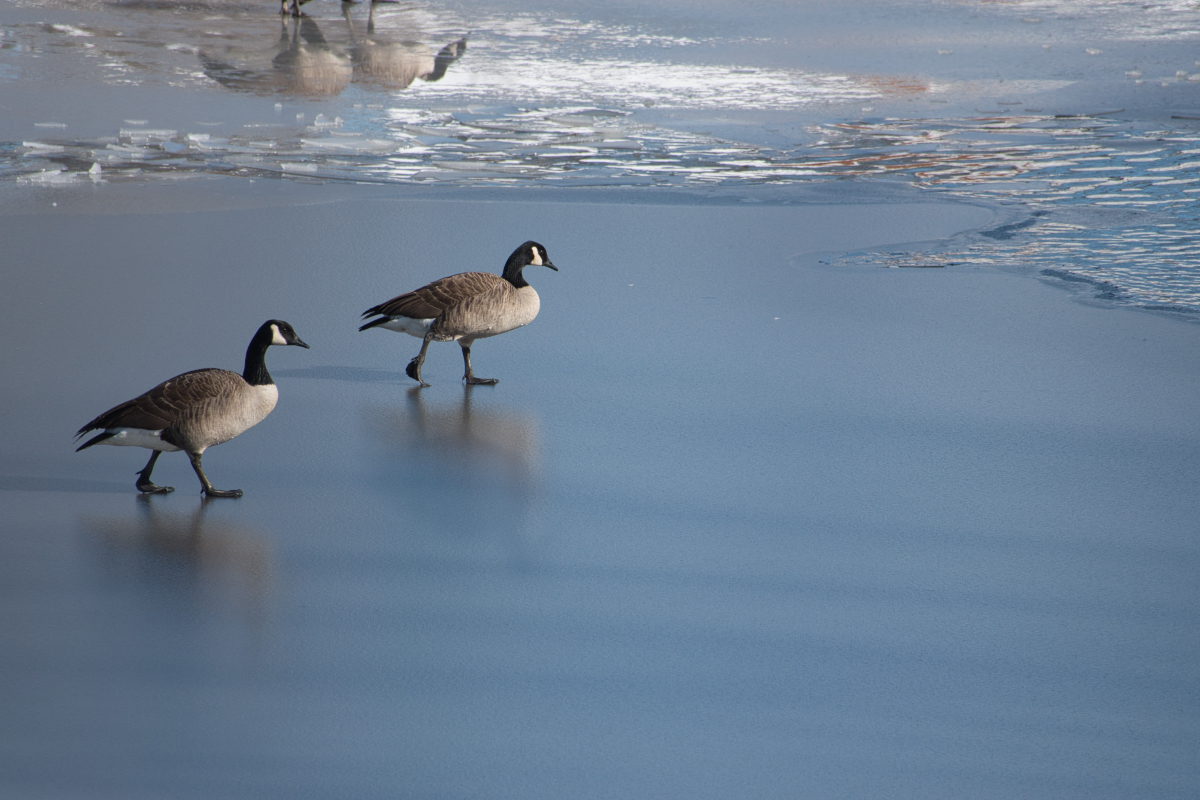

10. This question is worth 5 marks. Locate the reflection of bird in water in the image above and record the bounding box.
[280,0,313,18]
[388,384,540,472]
[84,495,273,605]
[75,320,310,497]
[359,242,557,386]
[343,1,467,90]
[199,4,465,98]
[199,16,353,97]
[369,385,542,542]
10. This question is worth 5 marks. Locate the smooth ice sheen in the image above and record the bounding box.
[2,183,1200,800]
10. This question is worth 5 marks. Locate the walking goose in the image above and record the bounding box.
[359,241,557,386]
[75,320,310,497]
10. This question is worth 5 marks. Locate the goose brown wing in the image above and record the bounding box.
[363,272,506,320]
[431,279,515,339]
[76,368,237,435]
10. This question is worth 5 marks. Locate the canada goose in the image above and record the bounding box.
[359,241,557,386]
[75,320,310,498]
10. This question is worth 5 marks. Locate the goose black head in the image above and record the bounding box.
[263,319,311,349]
[503,240,558,282]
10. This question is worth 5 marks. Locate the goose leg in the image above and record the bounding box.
[460,343,497,385]
[406,335,433,387]
[135,450,174,494]
[187,452,242,498]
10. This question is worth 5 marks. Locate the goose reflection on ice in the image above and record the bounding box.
[198,3,465,99]
[81,495,273,611]
[368,387,541,545]
[344,2,466,91]
[199,16,352,97]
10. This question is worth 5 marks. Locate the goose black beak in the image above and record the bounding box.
[544,260,559,271]
[292,337,311,349]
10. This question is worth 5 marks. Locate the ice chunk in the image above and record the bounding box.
[119,129,176,139]
[19,169,76,184]
[49,24,91,37]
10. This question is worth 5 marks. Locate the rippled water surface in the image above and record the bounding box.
[822,115,1200,314]
[4,0,1200,313]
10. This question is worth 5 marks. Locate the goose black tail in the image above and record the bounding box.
[75,431,116,452]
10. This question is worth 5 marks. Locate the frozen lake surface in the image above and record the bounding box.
[2,1,1200,798]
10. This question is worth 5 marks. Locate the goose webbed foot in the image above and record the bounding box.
[135,451,174,494]
[187,452,243,499]
[406,356,430,387]
[460,346,496,386]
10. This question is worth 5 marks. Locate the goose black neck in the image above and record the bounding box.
[243,330,275,386]
[503,266,530,289]
[502,253,531,289]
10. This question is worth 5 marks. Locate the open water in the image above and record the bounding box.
[3,0,1200,313]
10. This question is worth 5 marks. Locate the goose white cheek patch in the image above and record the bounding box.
[530,248,543,266]
[271,324,288,345]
